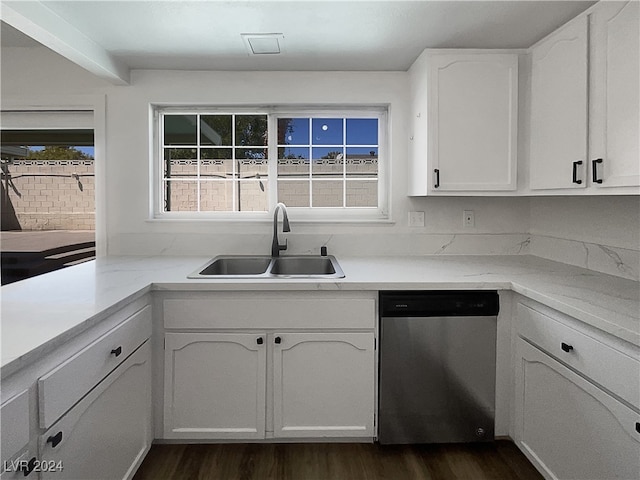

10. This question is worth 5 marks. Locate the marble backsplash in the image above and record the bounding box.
[109,232,532,258]
[529,235,639,282]
[108,232,638,281]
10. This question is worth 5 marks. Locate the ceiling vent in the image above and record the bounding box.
[241,33,285,55]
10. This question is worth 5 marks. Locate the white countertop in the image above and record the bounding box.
[2,254,639,378]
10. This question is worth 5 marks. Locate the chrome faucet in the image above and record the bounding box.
[271,202,291,257]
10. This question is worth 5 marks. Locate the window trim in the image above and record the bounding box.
[151,105,389,222]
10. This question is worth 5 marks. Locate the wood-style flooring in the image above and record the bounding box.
[133,441,543,480]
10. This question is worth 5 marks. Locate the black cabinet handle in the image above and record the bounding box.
[47,431,63,448]
[572,160,583,184]
[636,422,640,434]
[110,346,122,357]
[20,457,37,476]
[434,169,440,188]
[561,342,574,353]
[256,337,263,345]
[274,336,282,344]
[592,158,603,184]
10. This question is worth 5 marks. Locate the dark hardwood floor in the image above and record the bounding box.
[133,441,543,480]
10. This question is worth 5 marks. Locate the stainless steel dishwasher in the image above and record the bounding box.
[378,291,499,444]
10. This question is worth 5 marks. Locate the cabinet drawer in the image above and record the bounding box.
[517,303,639,407]
[515,339,640,480]
[38,305,152,429]
[39,342,151,480]
[0,390,29,466]
[164,296,375,329]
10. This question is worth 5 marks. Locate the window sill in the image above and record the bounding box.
[148,210,393,225]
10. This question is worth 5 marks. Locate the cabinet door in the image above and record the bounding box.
[272,332,375,438]
[530,17,588,190]
[428,54,518,191]
[164,333,266,439]
[39,342,152,480]
[514,339,640,480]
[590,0,640,188]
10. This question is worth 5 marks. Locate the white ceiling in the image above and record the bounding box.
[1,0,596,83]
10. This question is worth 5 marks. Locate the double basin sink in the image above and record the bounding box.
[188,255,345,279]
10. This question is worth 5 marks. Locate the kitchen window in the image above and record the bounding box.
[154,107,387,221]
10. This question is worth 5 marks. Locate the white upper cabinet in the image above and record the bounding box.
[529,16,589,190]
[590,0,640,189]
[529,1,639,193]
[408,51,518,195]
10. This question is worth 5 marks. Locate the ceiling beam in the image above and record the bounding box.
[0,1,129,85]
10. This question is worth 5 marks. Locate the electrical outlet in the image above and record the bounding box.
[408,211,425,227]
[463,210,475,228]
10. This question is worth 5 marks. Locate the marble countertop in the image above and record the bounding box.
[2,254,639,378]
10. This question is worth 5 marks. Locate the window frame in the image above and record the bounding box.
[151,105,389,223]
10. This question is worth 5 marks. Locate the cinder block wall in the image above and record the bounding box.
[165,157,378,211]
[4,160,95,230]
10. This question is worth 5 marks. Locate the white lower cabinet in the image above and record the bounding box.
[161,291,377,441]
[164,330,375,440]
[273,332,375,438]
[515,339,640,480]
[38,342,152,480]
[163,333,267,439]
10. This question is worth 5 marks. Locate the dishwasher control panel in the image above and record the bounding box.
[379,290,499,317]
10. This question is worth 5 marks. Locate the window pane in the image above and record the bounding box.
[278,180,309,207]
[346,118,378,145]
[239,180,268,212]
[312,147,343,178]
[346,147,378,177]
[235,115,267,147]
[239,158,268,179]
[164,149,197,178]
[312,181,343,207]
[200,181,233,211]
[200,115,232,145]
[312,118,343,145]
[165,181,197,211]
[164,115,197,145]
[278,150,309,178]
[346,180,377,207]
[278,118,309,145]
[201,157,232,181]
[201,148,232,159]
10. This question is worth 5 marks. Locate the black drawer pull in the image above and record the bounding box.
[592,158,603,184]
[561,342,574,353]
[110,346,122,357]
[434,169,440,188]
[256,337,263,345]
[47,431,63,448]
[572,160,583,184]
[636,422,640,434]
[275,336,282,344]
[21,457,37,476]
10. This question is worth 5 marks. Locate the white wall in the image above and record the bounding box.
[0,46,112,94]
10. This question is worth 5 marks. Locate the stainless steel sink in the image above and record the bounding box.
[188,255,344,279]
[195,256,271,276]
[270,256,340,276]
